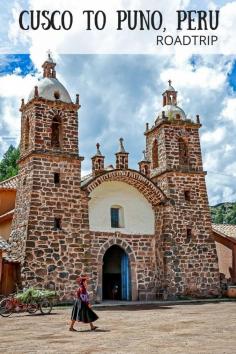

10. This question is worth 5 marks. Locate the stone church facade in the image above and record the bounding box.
[7,55,220,301]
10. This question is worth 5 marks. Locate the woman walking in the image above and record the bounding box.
[70,276,99,332]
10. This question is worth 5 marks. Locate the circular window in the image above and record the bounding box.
[54,91,60,100]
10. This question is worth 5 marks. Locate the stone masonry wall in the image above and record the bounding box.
[8,161,32,262]
[88,230,162,302]
[145,116,220,298]
[10,153,92,300]
[20,99,79,159]
[153,172,220,297]
[9,98,89,300]
[145,121,203,178]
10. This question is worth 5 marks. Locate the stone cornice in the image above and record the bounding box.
[20,97,80,112]
[145,119,201,135]
[152,170,207,179]
[18,150,84,164]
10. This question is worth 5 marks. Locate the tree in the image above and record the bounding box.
[214,208,224,224]
[0,145,20,181]
[211,203,236,225]
[225,204,236,224]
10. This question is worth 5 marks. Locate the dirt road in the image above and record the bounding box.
[0,302,235,354]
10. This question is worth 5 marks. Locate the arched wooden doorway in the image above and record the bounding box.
[102,245,131,301]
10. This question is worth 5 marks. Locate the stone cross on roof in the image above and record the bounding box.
[46,49,54,62]
[96,143,102,156]
[118,137,127,153]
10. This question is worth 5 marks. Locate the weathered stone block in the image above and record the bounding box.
[48,265,57,273]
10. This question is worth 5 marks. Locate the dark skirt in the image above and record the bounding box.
[71,299,99,323]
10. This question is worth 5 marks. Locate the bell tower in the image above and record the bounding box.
[9,54,91,299]
[144,81,220,298]
[42,52,56,78]
[162,80,177,106]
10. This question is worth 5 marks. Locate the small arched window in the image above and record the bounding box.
[97,158,104,170]
[152,139,159,169]
[144,165,149,176]
[24,117,30,150]
[163,96,167,106]
[51,116,61,149]
[179,138,188,166]
[176,114,181,120]
[110,205,124,228]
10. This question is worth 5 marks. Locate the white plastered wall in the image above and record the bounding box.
[88,181,155,235]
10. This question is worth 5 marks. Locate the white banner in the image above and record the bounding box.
[1,0,236,55]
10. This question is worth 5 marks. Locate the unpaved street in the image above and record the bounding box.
[0,302,236,354]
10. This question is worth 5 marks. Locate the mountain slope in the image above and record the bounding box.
[210,202,236,225]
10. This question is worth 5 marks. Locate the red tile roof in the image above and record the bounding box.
[0,175,18,190]
[212,224,236,241]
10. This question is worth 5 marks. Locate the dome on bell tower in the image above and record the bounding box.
[28,53,72,104]
[157,80,187,120]
[157,104,186,120]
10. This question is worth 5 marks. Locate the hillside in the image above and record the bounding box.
[210,202,236,225]
[0,145,19,182]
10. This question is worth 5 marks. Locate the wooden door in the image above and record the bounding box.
[0,261,21,295]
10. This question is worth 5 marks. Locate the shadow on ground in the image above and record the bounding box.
[95,301,226,311]
[78,329,111,333]
[96,305,173,311]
